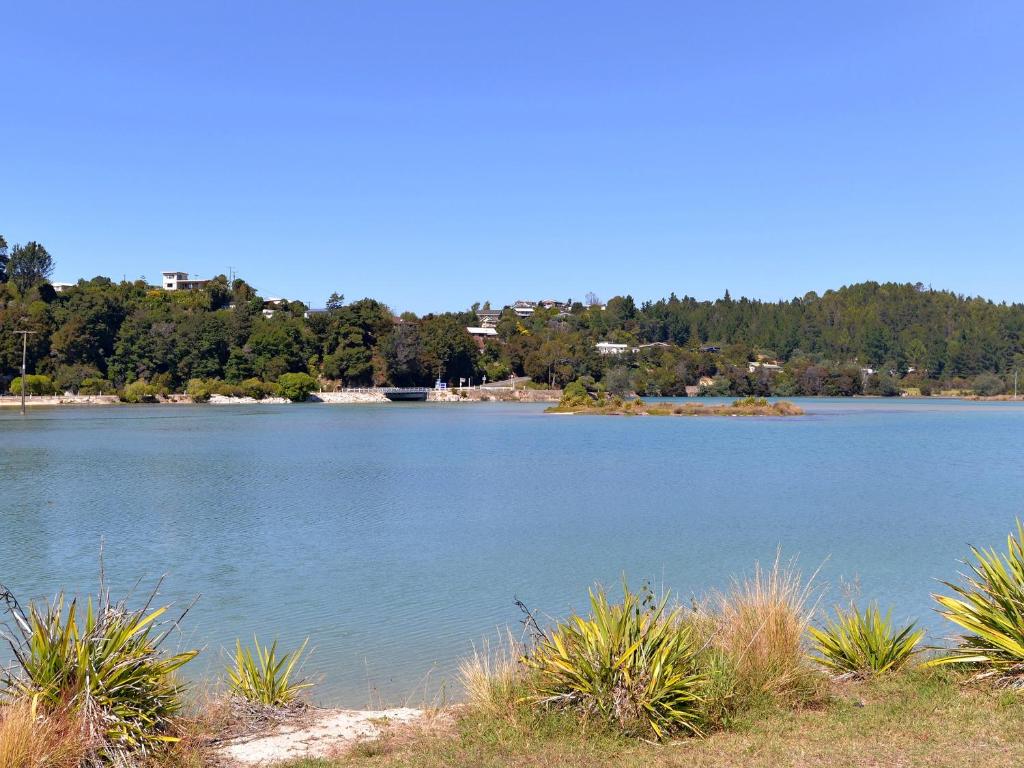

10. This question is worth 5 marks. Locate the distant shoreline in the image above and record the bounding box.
[2,391,1020,409]
[0,388,563,408]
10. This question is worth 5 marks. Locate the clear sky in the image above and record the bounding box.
[2,2,1022,313]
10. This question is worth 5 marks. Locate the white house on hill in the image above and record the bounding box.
[161,271,211,291]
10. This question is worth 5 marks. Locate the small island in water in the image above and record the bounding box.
[547,384,804,417]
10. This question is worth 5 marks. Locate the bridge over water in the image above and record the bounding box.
[379,387,430,401]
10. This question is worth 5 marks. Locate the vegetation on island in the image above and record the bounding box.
[2,233,1024,400]
[547,383,803,416]
[3,523,1024,766]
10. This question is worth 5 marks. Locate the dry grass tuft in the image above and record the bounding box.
[714,554,822,703]
[0,700,88,768]
[458,630,529,716]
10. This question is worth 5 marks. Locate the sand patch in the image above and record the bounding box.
[216,707,424,766]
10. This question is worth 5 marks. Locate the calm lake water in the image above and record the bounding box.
[2,398,1023,706]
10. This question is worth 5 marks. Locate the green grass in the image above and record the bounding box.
[278,668,1024,768]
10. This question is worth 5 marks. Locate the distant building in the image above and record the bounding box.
[51,282,75,293]
[747,361,782,373]
[466,326,498,350]
[476,309,502,328]
[512,300,536,318]
[510,298,571,317]
[595,341,630,356]
[261,298,288,318]
[161,271,210,291]
[699,344,721,354]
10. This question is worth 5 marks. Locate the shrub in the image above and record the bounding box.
[54,364,102,393]
[9,375,58,396]
[972,373,1005,397]
[524,583,705,739]
[119,380,161,403]
[186,378,214,403]
[714,555,819,702]
[732,396,769,408]
[241,378,282,400]
[77,377,114,395]
[0,582,198,762]
[699,377,732,397]
[809,603,923,677]
[930,520,1024,680]
[276,372,317,402]
[864,374,902,397]
[558,380,590,408]
[227,637,310,708]
[919,381,933,396]
[211,381,238,397]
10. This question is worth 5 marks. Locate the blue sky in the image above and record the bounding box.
[2,2,1022,313]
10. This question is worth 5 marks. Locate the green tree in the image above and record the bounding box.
[0,234,8,283]
[418,315,479,383]
[972,372,1005,396]
[8,241,54,293]
[277,371,317,401]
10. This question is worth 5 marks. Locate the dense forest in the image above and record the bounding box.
[2,233,1023,398]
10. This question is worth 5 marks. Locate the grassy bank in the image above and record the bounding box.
[281,669,1024,768]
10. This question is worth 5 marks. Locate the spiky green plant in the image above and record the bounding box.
[523,583,705,739]
[809,603,923,677]
[930,520,1024,679]
[0,583,198,763]
[227,637,311,707]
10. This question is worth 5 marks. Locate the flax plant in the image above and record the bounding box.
[0,581,197,763]
[930,520,1024,681]
[524,583,705,739]
[227,637,311,707]
[809,603,923,677]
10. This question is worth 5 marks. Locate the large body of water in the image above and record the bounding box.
[2,398,1023,706]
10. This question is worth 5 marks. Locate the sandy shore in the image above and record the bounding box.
[216,707,427,766]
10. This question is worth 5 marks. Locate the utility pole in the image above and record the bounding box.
[12,330,37,415]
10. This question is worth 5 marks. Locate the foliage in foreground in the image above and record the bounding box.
[0,582,198,763]
[227,637,311,707]
[458,631,530,716]
[524,583,705,739]
[931,520,1024,680]
[809,603,923,677]
[713,555,820,702]
[279,667,1024,768]
[0,700,87,768]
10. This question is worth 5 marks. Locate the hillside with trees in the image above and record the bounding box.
[2,234,1022,398]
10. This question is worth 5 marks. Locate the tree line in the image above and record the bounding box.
[2,234,1022,397]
